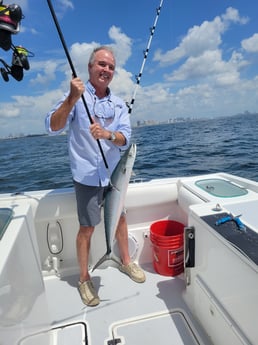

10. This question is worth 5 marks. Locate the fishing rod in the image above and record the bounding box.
[46,0,109,169]
[128,0,164,114]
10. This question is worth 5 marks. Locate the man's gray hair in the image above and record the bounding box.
[88,46,116,66]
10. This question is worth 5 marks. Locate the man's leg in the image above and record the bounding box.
[116,215,146,283]
[74,181,104,306]
[77,225,100,306]
[115,215,130,266]
[77,225,94,282]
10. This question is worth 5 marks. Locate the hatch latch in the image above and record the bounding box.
[107,338,121,345]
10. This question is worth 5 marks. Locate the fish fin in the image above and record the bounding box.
[91,253,121,272]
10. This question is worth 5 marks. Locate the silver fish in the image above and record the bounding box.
[92,143,137,270]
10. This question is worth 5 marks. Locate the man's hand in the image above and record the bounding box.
[68,77,85,104]
[90,120,110,140]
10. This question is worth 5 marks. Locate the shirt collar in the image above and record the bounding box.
[86,81,111,100]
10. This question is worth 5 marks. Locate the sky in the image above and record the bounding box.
[0,0,258,137]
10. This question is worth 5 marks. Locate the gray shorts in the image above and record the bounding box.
[74,180,106,227]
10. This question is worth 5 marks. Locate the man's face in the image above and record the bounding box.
[88,49,115,89]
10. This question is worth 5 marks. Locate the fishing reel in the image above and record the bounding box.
[0,1,23,51]
[0,1,34,82]
[0,44,33,81]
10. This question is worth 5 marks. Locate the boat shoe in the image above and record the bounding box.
[78,280,100,306]
[119,262,146,283]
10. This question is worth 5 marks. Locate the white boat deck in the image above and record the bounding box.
[2,173,258,344]
[43,263,212,345]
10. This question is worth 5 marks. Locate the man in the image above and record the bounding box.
[45,46,145,307]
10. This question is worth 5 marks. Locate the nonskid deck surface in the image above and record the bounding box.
[44,263,212,345]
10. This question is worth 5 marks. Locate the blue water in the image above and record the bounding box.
[1,114,258,193]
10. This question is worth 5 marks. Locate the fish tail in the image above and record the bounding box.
[91,253,121,272]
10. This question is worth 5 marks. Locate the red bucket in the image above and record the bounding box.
[150,220,184,276]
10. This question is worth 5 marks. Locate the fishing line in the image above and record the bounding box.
[128,0,164,114]
[46,0,109,170]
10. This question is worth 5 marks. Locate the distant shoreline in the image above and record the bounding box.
[1,112,257,140]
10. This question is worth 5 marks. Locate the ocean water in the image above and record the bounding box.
[1,114,258,194]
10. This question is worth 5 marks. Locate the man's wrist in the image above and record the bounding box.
[108,131,116,142]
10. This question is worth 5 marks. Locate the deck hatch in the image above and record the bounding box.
[19,321,88,345]
[195,179,248,197]
[109,310,201,345]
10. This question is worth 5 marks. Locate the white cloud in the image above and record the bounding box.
[59,0,74,10]
[1,104,20,119]
[19,25,38,35]
[30,59,65,85]
[154,7,248,67]
[131,75,258,124]
[56,0,74,14]
[111,67,134,102]
[108,26,132,67]
[70,42,98,81]
[153,16,224,66]
[222,7,249,25]
[242,33,258,53]
[44,0,74,18]
[0,89,64,136]
[164,50,247,87]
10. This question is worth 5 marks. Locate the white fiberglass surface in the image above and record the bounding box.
[43,264,212,345]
